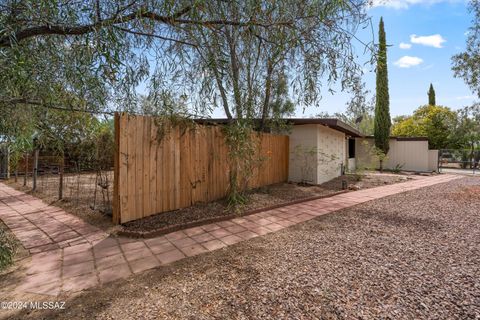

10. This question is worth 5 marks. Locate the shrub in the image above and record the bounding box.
[0,226,16,271]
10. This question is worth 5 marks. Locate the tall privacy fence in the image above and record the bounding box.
[113,113,289,223]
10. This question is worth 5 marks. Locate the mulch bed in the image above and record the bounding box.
[119,173,412,237]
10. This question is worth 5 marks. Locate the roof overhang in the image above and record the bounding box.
[284,118,364,137]
[194,118,364,138]
[363,135,429,141]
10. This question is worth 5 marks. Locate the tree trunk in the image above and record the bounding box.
[225,27,242,118]
[260,61,274,131]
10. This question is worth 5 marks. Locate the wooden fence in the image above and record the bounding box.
[113,113,289,223]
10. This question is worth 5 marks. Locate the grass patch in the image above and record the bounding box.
[0,224,17,271]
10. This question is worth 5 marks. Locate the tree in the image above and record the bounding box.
[392,105,458,149]
[428,83,436,105]
[169,1,371,124]
[455,104,480,149]
[0,1,372,117]
[452,1,480,97]
[163,0,372,202]
[1,0,308,116]
[373,17,391,170]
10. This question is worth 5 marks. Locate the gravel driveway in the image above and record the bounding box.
[6,177,480,319]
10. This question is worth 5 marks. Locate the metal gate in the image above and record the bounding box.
[438,149,480,174]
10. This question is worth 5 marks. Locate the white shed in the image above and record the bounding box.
[355,136,438,172]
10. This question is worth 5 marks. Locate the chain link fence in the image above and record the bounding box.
[438,149,480,174]
[7,152,114,215]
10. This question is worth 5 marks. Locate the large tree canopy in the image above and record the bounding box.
[452,0,480,97]
[392,105,459,149]
[0,0,372,120]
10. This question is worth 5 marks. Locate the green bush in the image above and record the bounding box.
[0,227,16,271]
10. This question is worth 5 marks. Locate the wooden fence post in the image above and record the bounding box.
[23,153,28,186]
[32,149,39,192]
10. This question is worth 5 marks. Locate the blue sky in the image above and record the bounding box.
[299,0,474,118]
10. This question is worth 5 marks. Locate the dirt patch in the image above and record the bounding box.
[121,173,412,233]
[449,185,480,201]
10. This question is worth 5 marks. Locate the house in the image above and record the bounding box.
[285,118,362,184]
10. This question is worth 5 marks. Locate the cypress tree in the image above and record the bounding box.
[428,83,436,105]
[374,17,391,170]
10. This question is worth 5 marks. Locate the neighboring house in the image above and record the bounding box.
[355,136,438,173]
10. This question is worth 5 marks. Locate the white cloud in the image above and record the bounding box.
[455,95,474,100]
[394,56,424,68]
[370,0,462,10]
[410,34,446,48]
[399,42,412,49]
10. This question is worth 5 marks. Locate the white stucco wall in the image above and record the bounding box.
[347,158,356,172]
[288,124,318,184]
[316,125,345,184]
[356,138,434,172]
[428,150,439,172]
[288,124,346,184]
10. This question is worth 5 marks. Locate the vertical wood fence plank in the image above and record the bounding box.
[126,115,137,222]
[112,113,120,224]
[150,120,157,215]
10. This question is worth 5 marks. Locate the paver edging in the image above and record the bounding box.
[116,190,350,239]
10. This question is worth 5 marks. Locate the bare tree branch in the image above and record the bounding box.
[0,5,294,48]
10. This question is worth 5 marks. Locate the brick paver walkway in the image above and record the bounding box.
[0,174,460,296]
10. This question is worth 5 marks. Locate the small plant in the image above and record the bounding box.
[391,163,404,173]
[352,168,365,181]
[223,122,266,208]
[361,140,389,171]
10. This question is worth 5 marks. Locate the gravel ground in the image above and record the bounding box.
[5,176,479,320]
[123,173,411,232]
